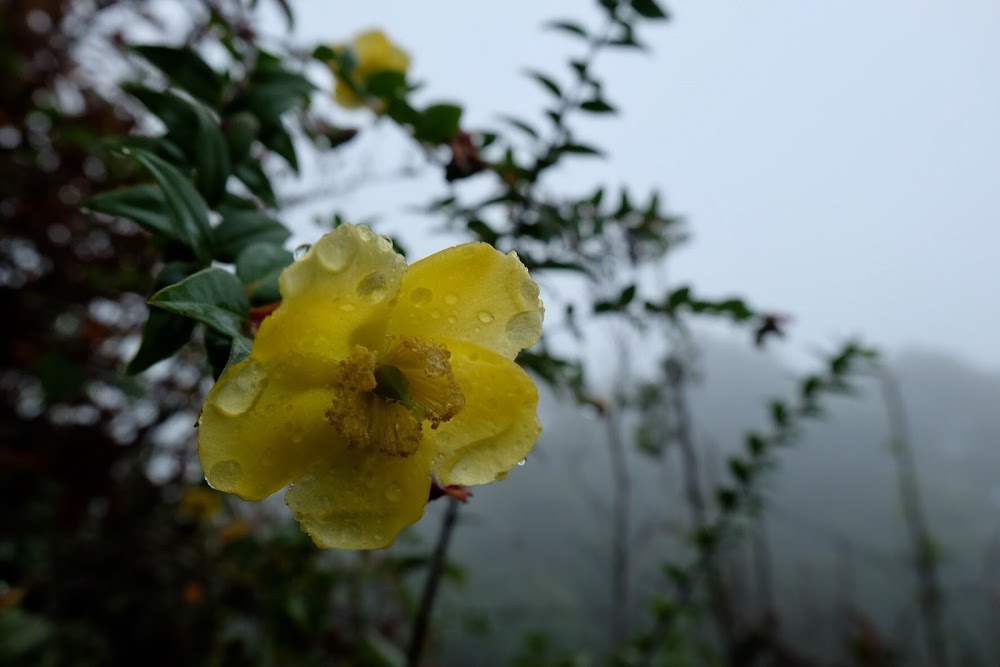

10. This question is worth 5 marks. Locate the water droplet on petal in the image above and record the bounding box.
[504,311,542,347]
[293,243,311,259]
[346,521,363,540]
[477,310,494,323]
[338,303,357,312]
[316,237,356,272]
[410,287,432,305]
[431,309,441,320]
[208,460,243,492]
[213,360,267,416]
[385,482,402,502]
[357,271,389,303]
[444,293,458,305]
[447,315,456,324]
[520,279,540,302]
[517,458,527,467]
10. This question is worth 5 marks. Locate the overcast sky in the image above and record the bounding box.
[262,1,1000,372]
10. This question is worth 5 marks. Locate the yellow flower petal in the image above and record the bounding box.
[333,79,363,109]
[352,30,411,77]
[253,225,405,386]
[386,243,544,360]
[285,447,431,549]
[199,357,338,501]
[426,341,541,486]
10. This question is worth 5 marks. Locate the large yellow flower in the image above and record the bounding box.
[198,224,543,549]
[331,29,410,109]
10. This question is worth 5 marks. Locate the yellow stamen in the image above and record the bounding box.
[324,339,464,457]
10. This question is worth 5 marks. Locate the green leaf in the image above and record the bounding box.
[128,147,213,263]
[191,102,231,206]
[631,0,669,19]
[205,329,253,381]
[580,99,616,113]
[716,487,739,511]
[365,70,408,99]
[234,160,277,207]
[497,114,539,139]
[558,142,604,157]
[224,112,261,165]
[122,85,197,147]
[235,242,294,304]
[746,434,767,458]
[414,103,463,144]
[667,286,691,309]
[132,44,224,106]
[524,70,562,98]
[545,20,588,38]
[229,62,314,123]
[85,184,175,240]
[618,284,637,306]
[312,45,337,62]
[212,211,290,263]
[728,458,751,484]
[128,263,197,374]
[149,267,250,338]
[259,120,298,172]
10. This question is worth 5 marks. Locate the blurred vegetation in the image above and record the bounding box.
[1,0,991,665]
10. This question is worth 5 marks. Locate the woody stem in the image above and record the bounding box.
[405,495,461,667]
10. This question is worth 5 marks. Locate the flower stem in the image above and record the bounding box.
[406,495,460,667]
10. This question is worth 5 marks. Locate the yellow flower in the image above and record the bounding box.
[178,486,223,522]
[331,29,410,109]
[198,224,543,549]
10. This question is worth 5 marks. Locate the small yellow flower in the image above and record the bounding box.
[198,224,543,549]
[330,29,410,109]
[178,486,223,522]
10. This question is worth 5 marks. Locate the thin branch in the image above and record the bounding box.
[878,366,950,667]
[406,496,461,667]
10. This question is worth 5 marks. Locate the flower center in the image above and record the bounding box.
[325,337,464,457]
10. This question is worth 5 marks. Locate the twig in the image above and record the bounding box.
[406,496,461,667]
[605,399,631,650]
[878,366,950,667]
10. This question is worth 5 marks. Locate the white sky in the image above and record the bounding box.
[267,0,1000,372]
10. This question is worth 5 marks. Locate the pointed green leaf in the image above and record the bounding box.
[414,103,463,144]
[524,70,562,98]
[235,242,294,304]
[191,102,231,206]
[580,99,616,113]
[205,329,253,381]
[122,85,197,147]
[497,115,539,139]
[558,142,604,157]
[128,263,197,374]
[132,44,224,106]
[545,20,588,38]
[224,111,261,165]
[631,0,669,19]
[85,184,174,239]
[259,120,298,172]
[149,267,249,338]
[212,211,291,263]
[230,62,314,123]
[234,160,277,207]
[127,147,213,262]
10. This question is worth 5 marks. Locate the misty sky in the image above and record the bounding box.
[261,1,1000,372]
